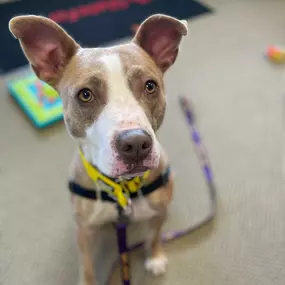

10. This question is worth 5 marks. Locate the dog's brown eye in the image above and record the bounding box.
[77,88,93,103]
[145,80,157,94]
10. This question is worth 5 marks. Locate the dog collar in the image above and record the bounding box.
[78,149,150,209]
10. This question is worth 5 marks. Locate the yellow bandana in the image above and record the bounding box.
[79,149,150,208]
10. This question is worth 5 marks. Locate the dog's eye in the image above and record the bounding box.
[145,80,157,94]
[77,88,94,103]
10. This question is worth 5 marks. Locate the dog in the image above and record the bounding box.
[9,13,188,285]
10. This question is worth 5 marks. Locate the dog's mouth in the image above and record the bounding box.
[120,166,150,179]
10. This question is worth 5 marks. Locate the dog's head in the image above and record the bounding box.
[9,14,187,178]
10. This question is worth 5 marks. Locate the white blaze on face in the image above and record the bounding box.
[83,53,160,177]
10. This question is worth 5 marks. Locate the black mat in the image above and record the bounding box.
[0,0,212,74]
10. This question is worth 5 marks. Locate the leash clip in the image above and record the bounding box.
[117,196,133,224]
[123,197,133,216]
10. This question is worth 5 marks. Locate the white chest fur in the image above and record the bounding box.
[74,196,158,227]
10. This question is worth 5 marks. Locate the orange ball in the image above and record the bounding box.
[267,46,279,57]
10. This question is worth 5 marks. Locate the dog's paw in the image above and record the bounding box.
[144,255,168,276]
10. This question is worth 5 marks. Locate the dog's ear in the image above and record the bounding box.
[9,15,80,86]
[133,14,188,73]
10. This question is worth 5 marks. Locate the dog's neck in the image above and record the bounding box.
[78,141,97,166]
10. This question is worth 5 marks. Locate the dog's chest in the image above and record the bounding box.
[74,195,158,227]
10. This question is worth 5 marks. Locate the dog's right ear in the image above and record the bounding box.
[9,15,80,86]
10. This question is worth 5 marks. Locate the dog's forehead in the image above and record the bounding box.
[83,43,159,70]
[114,44,161,76]
[60,43,161,86]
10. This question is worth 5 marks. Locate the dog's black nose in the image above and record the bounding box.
[116,129,152,163]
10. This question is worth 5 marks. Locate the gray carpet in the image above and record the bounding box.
[0,1,284,285]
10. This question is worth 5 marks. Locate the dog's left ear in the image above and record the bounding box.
[133,14,188,73]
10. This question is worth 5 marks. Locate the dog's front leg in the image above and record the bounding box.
[77,227,96,285]
[144,206,168,276]
[144,177,174,276]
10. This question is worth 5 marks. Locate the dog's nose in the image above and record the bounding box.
[116,129,152,163]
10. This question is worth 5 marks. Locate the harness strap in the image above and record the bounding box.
[68,166,171,202]
[78,149,151,208]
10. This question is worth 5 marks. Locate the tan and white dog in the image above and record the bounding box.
[9,14,188,285]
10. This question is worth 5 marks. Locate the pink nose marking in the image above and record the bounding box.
[119,121,141,130]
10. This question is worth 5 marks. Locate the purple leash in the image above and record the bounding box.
[113,96,217,285]
[116,223,131,285]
